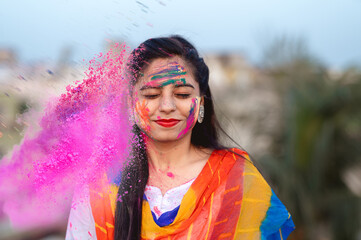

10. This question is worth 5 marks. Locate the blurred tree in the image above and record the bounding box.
[259,36,361,240]
[0,93,28,158]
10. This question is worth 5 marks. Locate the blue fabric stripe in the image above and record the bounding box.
[151,206,180,227]
[143,194,180,227]
[260,190,295,240]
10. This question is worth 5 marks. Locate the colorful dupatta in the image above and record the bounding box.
[90,149,295,239]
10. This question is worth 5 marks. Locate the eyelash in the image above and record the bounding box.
[176,94,190,99]
[143,94,191,99]
[144,94,159,99]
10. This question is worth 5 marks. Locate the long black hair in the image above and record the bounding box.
[114,36,227,239]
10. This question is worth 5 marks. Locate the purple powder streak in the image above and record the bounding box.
[177,97,198,139]
[0,43,132,229]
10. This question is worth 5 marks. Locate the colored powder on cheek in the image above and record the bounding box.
[136,100,151,131]
[177,97,198,139]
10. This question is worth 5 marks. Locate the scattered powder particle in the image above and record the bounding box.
[153,206,162,217]
[167,172,175,178]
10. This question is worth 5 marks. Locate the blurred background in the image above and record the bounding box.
[1,0,360,239]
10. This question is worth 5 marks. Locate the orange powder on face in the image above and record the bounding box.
[135,99,151,132]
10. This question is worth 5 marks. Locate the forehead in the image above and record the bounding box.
[138,57,198,86]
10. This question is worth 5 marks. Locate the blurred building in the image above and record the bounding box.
[206,53,281,158]
[0,49,17,66]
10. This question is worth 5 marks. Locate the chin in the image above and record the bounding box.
[148,135,181,143]
[139,124,192,143]
[147,131,193,143]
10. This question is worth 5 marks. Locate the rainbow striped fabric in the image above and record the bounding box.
[90,149,295,240]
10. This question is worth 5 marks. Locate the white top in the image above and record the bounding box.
[65,180,194,240]
[145,179,195,219]
[65,188,97,240]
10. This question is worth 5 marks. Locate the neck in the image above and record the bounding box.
[145,133,213,192]
[146,134,194,172]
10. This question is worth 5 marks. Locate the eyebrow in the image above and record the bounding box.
[175,83,195,89]
[139,85,159,91]
[139,83,195,91]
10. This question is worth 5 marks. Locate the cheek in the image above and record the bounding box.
[134,100,151,131]
[186,98,199,123]
[177,97,201,139]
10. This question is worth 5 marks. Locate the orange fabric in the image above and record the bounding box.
[141,148,246,239]
[89,176,116,240]
[90,149,260,240]
[90,149,294,240]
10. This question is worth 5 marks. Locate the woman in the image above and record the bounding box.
[66,36,295,240]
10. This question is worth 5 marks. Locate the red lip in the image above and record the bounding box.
[155,119,180,127]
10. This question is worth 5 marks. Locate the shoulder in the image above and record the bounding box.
[216,148,273,202]
[221,149,296,239]
[216,148,252,167]
[221,148,270,191]
[220,148,264,174]
[213,148,249,158]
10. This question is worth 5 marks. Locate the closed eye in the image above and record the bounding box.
[175,93,191,99]
[143,94,160,99]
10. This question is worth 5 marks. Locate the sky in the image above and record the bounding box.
[1,0,361,69]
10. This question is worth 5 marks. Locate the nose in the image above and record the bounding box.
[159,94,176,113]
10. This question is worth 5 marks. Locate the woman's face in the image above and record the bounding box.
[132,56,203,142]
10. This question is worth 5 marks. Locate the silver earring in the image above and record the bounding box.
[198,105,204,123]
